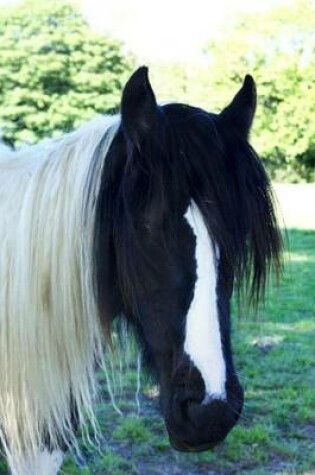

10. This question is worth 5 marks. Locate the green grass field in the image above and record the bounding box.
[1,185,314,474]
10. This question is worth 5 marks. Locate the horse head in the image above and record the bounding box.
[94,67,282,451]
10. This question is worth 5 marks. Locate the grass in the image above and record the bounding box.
[0,186,314,474]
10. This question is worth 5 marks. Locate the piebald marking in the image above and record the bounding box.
[184,202,226,400]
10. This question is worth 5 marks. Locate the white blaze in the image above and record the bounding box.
[184,202,226,400]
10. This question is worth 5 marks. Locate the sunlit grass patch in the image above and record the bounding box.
[62,457,90,474]
[112,416,154,443]
[92,451,136,475]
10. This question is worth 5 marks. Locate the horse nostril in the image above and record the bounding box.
[187,398,232,430]
[179,397,200,421]
[172,389,203,425]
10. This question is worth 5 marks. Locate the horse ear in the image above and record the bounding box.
[220,75,257,137]
[121,66,159,146]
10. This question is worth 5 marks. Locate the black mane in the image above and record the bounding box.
[164,104,282,303]
[94,102,282,322]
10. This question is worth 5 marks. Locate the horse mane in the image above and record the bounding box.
[0,116,119,468]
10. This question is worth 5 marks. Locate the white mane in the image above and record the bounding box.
[0,116,119,470]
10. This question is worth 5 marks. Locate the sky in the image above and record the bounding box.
[79,0,293,63]
[0,0,294,63]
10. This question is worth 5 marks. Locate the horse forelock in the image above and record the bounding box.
[98,104,281,317]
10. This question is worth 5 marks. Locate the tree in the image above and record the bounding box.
[204,0,315,182]
[0,0,134,145]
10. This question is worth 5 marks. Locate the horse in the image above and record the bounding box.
[0,67,282,474]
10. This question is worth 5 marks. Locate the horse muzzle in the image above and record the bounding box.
[164,377,244,452]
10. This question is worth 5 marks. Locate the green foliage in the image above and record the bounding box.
[150,1,315,183]
[93,451,136,475]
[0,1,313,182]
[0,460,7,475]
[0,0,134,145]
[204,0,315,182]
[62,456,90,475]
[112,416,153,443]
